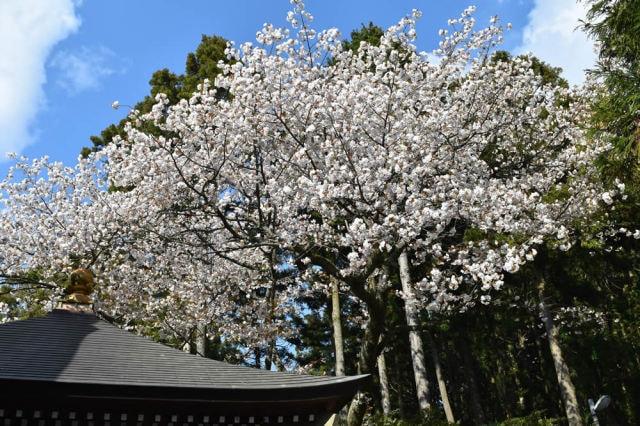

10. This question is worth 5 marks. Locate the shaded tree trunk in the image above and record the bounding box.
[425,331,455,423]
[265,250,279,371]
[332,278,346,376]
[347,272,389,426]
[254,347,262,369]
[398,250,431,412]
[264,342,276,371]
[378,352,391,416]
[538,277,582,426]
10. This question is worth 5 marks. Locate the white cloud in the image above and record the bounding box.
[423,51,442,66]
[0,0,81,158]
[516,0,596,85]
[50,46,124,95]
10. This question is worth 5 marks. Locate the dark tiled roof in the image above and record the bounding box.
[0,309,364,391]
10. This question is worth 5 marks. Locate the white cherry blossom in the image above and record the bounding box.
[0,3,610,347]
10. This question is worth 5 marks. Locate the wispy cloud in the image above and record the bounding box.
[50,46,126,95]
[515,0,596,85]
[0,0,81,158]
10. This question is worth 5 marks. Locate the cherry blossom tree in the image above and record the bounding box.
[0,1,613,423]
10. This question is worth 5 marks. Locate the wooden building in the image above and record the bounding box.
[0,270,366,426]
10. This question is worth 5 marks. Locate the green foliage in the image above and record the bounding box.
[584,0,640,72]
[366,412,449,426]
[369,411,561,426]
[342,22,384,52]
[287,285,363,375]
[491,51,568,88]
[487,411,561,426]
[0,270,65,321]
[84,35,229,156]
[182,35,228,98]
[583,0,640,178]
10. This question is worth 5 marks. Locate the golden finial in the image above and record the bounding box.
[64,268,95,305]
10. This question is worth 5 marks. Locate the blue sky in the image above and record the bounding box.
[0,0,595,177]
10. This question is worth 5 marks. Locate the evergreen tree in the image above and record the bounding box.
[82,35,229,157]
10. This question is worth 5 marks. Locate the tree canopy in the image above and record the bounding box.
[2,1,640,425]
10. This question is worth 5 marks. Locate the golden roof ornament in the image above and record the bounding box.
[59,268,95,312]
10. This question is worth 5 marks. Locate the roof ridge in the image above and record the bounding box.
[0,308,369,390]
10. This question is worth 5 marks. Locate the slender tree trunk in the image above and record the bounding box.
[196,323,207,357]
[265,249,279,371]
[538,278,582,426]
[378,352,392,416]
[425,332,455,423]
[534,324,554,401]
[332,278,346,376]
[398,250,431,412]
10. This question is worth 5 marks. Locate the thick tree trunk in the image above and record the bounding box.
[346,309,384,426]
[332,278,346,376]
[377,352,392,416]
[425,332,454,423]
[332,278,348,426]
[347,273,388,426]
[347,393,367,426]
[398,250,431,412]
[538,278,582,426]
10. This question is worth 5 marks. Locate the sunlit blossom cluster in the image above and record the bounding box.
[553,306,607,331]
[0,1,611,344]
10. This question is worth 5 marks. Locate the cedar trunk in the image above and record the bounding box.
[377,352,392,416]
[425,331,455,423]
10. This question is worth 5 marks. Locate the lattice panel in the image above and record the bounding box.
[0,408,319,426]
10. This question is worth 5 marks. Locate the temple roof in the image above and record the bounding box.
[0,309,365,393]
